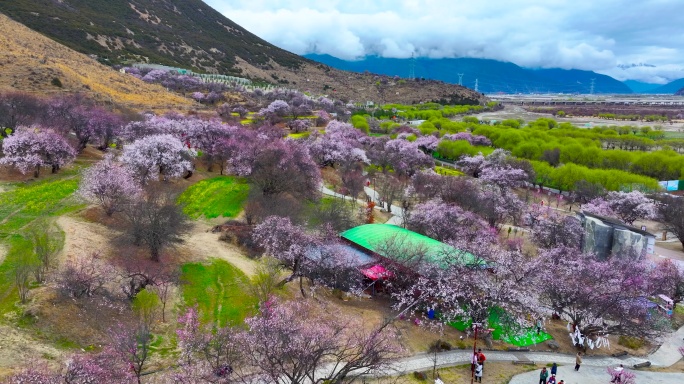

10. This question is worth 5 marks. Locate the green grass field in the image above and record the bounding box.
[0,174,82,314]
[178,176,249,219]
[180,259,257,327]
[434,166,464,176]
[286,132,311,139]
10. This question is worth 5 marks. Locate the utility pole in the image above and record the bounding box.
[474,78,479,93]
[458,73,464,86]
[470,323,482,384]
[589,78,596,95]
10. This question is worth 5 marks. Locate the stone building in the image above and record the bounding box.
[578,211,655,259]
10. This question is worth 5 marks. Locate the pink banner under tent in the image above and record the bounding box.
[360,265,393,280]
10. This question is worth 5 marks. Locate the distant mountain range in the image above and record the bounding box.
[306,54,684,95]
[624,79,684,94]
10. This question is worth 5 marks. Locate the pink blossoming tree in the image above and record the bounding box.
[78,154,142,216]
[0,126,76,177]
[120,134,196,183]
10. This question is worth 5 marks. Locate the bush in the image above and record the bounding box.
[618,336,646,350]
[51,77,63,87]
[413,371,428,381]
[216,220,261,257]
[428,339,453,352]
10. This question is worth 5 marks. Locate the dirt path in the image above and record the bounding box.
[182,222,257,276]
[0,244,6,265]
[56,216,115,264]
[0,324,62,374]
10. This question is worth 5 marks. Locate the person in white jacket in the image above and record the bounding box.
[475,362,483,383]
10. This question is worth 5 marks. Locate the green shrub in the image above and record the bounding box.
[51,77,63,87]
[618,336,646,350]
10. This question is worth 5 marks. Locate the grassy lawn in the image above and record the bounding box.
[286,131,311,139]
[178,176,249,219]
[435,166,464,176]
[0,173,82,314]
[180,259,257,327]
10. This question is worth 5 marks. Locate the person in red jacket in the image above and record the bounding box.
[477,348,486,370]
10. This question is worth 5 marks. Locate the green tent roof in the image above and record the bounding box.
[340,224,482,267]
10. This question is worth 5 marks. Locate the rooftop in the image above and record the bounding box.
[340,224,482,268]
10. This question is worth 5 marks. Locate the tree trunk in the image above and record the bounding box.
[299,276,306,297]
[150,247,160,262]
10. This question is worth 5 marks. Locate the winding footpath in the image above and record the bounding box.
[371,320,684,383]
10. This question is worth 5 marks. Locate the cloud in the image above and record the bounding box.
[206,0,684,83]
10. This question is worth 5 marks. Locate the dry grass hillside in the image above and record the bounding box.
[0,13,193,110]
[235,57,485,105]
[0,0,486,106]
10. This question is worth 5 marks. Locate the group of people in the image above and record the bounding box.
[470,348,486,383]
[539,363,563,384]
[539,353,583,384]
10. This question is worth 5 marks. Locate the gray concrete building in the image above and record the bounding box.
[578,211,656,259]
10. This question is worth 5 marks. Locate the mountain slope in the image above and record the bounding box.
[0,0,484,105]
[0,0,304,74]
[623,80,660,93]
[0,13,193,110]
[305,54,633,94]
[648,78,684,94]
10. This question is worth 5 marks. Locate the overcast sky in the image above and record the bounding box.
[205,0,684,84]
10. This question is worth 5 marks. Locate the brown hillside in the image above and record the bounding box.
[234,57,485,105]
[0,13,193,110]
[0,0,485,105]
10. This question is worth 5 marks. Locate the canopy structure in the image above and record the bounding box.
[340,224,483,268]
[360,264,393,280]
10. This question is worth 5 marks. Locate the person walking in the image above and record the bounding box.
[550,362,557,376]
[474,362,483,383]
[539,367,549,384]
[536,318,543,335]
[574,352,583,371]
[611,364,624,383]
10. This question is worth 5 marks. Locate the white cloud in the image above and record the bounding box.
[206,0,684,83]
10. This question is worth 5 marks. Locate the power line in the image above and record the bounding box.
[474,78,479,93]
[590,78,596,95]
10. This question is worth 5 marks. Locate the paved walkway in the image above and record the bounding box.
[368,324,684,381]
[508,365,684,384]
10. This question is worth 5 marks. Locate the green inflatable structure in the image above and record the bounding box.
[448,307,553,347]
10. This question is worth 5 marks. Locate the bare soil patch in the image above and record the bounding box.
[180,222,257,276]
[0,324,62,374]
[57,215,114,265]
